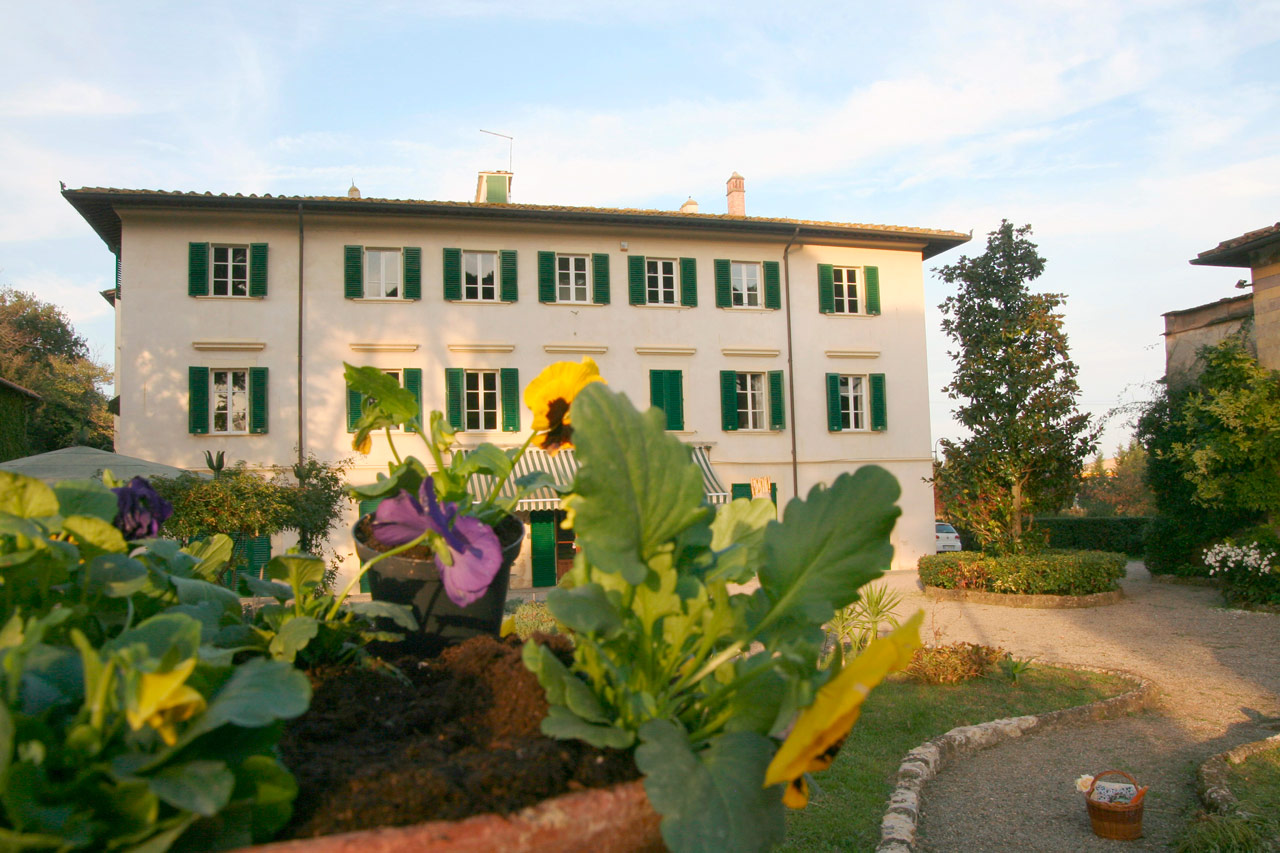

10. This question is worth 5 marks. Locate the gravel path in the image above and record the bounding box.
[877,562,1280,852]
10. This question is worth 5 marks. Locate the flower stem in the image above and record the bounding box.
[326,529,433,621]
[482,431,537,509]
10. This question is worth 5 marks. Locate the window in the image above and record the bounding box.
[212,369,249,434]
[736,372,765,429]
[721,370,785,431]
[826,371,887,432]
[211,246,248,296]
[465,370,499,431]
[835,374,866,430]
[647,259,677,305]
[365,249,401,298]
[464,251,498,301]
[345,368,422,433]
[557,254,590,303]
[731,261,761,307]
[833,267,860,314]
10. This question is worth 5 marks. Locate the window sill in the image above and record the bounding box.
[350,297,419,303]
[542,301,607,307]
[192,295,262,301]
[451,299,513,305]
[634,303,692,310]
[721,306,778,313]
[822,312,877,319]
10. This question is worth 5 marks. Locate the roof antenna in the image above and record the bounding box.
[479,129,514,175]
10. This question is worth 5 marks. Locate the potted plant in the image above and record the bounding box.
[342,359,602,655]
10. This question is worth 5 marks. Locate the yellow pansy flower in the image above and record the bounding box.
[125,658,207,746]
[765,610,923,808]
[524,358,605,454]
[500,615,517,638]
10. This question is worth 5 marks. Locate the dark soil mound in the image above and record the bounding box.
[277,634,638,839]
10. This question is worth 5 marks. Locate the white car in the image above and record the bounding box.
[935,521,962,552]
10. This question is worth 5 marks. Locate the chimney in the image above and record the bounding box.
[726,172,745,216]
[476,171,512,203]
[679,197,699,214]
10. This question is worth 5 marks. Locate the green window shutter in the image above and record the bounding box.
[346,388,362,433]
[344,246,363,299]
[445,368,465,430]
[403,368,423,430]
[248,367,268,434]
[249,243,268,297]
[357,498,383,519]
[870,373,888,431]
[665,370,684,431]
[720,370,738,431]
[188,242,209,296]
[865,266,881,315]
[680,257,698,307]
[770,483,778,506]
[443,248,462,301]
[768,370,785,430]
[818,264,835,314]
[530,510,557,588]
[500,250,518,302]
[826,373,843,432]
[649,370,665,410]
[764,261,781,310]
[731,483,751,501]
[714,259,731,307]
[403,246,422,299]
[115,252,122,301]
[188,367,209,435]
[500,368,520,432]
[247,534,272,579]
[628,255,647,305]
[538,251,556,303]
[591,253,610,305]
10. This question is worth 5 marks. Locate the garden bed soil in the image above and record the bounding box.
[275,634,639,840]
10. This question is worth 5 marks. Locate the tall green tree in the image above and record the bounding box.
[936,221,1097,552]
[0,287,112,452]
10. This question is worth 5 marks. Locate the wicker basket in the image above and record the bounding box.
[1084,770,1148,840]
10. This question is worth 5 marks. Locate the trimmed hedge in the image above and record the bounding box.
[918,550,1127,596]
[1035,517,1149,556]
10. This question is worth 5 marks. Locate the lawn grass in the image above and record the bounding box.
[1228,746,1280,819]
[778,666,1134,852]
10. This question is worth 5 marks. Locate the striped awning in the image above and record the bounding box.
[464,444,728,510]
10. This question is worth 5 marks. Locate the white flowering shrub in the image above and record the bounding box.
[1203,535,1280,605]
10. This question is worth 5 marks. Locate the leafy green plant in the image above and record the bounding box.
[1203,531,1280,606]
[824,582,902,666]
[997,653,1036,685]
[0,470,312,851]
[919,550,1126,595]
[520,382,919,853]
[1174,812,1277,853]
[906,643,1004,684]
[510,600,559,640]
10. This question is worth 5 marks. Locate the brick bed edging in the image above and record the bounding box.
[875,664,1156,853]
[923,585,1125,609]
[1196,733,1280,816]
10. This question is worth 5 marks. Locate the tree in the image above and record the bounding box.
[0,288,112,453]
[935,220,1097,552]
[1075,439,1156,517]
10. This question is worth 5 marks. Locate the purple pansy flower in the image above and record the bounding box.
[111,476,174,540]
[371,478,503,608]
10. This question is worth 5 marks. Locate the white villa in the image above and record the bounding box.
[64,173,968,588]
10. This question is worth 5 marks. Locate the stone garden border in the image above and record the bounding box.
[923,586,1125,609]
[876,664,1155,853]
[1196,733,1280,816]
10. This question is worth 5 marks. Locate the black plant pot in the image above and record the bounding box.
[353,513,525,658]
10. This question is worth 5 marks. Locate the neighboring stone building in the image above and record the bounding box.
[63,173,969,586]
[0,376,41,463]
[1167,222,1280,386]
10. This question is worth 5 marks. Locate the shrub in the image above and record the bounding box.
[1035,517,1149,556]
[511,600,559,639]
[919,550,1126,595]
[1203,527,1280,606]
[906,642,1004,684]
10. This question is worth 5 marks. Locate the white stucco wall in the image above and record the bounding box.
[114,205,941,583]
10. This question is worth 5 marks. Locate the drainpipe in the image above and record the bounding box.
[297,203,305,468]
[781,226,801,500]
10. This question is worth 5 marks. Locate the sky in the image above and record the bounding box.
[2,0,1278,457]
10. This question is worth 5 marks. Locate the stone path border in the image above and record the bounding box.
[1196,733,1280,816]
[923,586,1125,609]
[876,665,1155,853]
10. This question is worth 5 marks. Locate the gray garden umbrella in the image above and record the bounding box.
[0,446,204,484]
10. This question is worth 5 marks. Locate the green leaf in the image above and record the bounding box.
[452,443,513,480]
[61,514,127,557]
[540,705,634,749]
[343,600,418,632]
[0,702,12,781]
[0,473,58,518]
[237,754,298,841]
[238,574,292,602]
[147,761,235,817]
[53,479,119,522]
[120,814,197,853]
[635,720,784,853]
[345,363,420,425]
[708,498,776,583]
[267,617,319,663]
[264,555,327,600]
[546,584,622,637]
[521,641,608,723]
[0,826,73,850]
[756,467,901,634]
[167,575,242,621]
[178,659,310,748]
[85,553,149,598]
[108,614,202,664]
[567,385,709,584]
[184,534,234,582]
